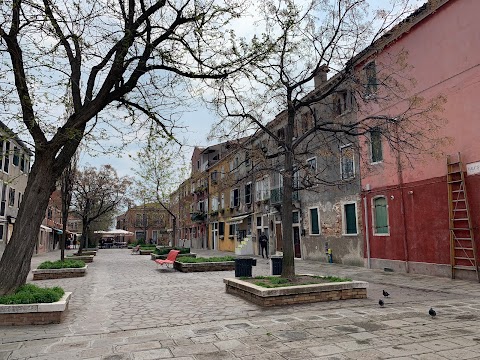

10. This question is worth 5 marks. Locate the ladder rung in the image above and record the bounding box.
[448,161,461,165]
[455,247,474,251]
[455,257,475,261]
[452,190,464,193]
[448,180,463,183]
[454,237,473,241]
[454,265,478,271]
[451,228,472,230]
[453,209,467,211]
[452,218,469,221]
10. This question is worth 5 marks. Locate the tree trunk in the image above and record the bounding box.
[0,155,57,295]
[281,102,296,278]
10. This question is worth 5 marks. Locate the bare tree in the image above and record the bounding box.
[71,165,131,254]
[208,0,447,277]
[132,137,188,246]
[0,0,266,294]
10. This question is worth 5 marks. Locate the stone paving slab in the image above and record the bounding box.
[1,249,480,359]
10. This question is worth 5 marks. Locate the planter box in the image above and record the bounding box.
[0,292,72,325]
[139,249,155,255]
[224,276,368,307]
[67,255,94,263]
[150,253,197,261]
[73,251,97,256]
[174,261,235,273]
[32,266,88,280]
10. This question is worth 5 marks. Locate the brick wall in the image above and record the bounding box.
[0,311,65,325]
[33,271,86,280]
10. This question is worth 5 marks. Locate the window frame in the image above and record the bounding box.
[306,157,317,172]
[342,201,358,236]
[245,182,252,205]
[372,196,389,236]
[308,207,320,235]
[369,129,383,164]
[340,144,355,180]
[364,61,378,96]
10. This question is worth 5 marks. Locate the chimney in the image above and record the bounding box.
[314,64,329,88]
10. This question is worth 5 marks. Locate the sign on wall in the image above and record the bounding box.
[466,161,480,176]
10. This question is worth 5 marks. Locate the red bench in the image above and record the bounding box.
[154,250,180,269]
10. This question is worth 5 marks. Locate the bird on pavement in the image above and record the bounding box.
[383,290,390,297]
[379,299,384,307]
[429,308,436,317]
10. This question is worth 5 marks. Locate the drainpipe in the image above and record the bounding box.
[363,196,371,269]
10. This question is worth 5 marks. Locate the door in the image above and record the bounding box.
[293,226,301,258]
[275,223,283,251]
[212,222,218,250]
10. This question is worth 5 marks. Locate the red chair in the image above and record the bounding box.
[155,250,180,269]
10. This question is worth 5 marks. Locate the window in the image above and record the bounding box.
[211,171,218,184]
[245,152,250,167]
[309,207,320,235]
[8,188,15,207]
[245,183,252,204]
[373,197,389,234]
[230,188,240,207]
[135,231,145,241]
[221,193,225,209]
[341,144,355,180]
[343,203,358,235]
[3,141,9,173]
[335,91,349,115]
[255,177,270,201]
[0,224,3,242]
[307,157,317,171]
[293,211,300,224]
[219,222,225,237]
[370,130,383,163]
[17,192,22,208]
[13,146,19,166]
[20,154,25,172]
[229,223,236,237]
[0,183,5,216]
[135,213,143,227]
[277,127,285,142]
[211,196,219,211]
[365,61,377,95]
[256,216,262,227]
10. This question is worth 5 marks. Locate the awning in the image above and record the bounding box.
[40,225,53,233]
[53,228,63,234]
[226,214,251,225]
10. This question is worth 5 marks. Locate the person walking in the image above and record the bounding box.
[259,232,269,259]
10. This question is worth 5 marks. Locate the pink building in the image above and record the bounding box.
[358,0,480,279]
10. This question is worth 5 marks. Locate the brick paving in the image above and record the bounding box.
[1,248,480,359]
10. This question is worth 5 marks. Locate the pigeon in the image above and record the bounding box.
[383,290,390,297]
[379,299,384,307]
[429,308,436,317]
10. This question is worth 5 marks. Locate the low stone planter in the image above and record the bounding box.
[139,249,155,255]
[32,266,88,280]
[224,276,368,307]
[150,253,197,261]
[73,250,97,256]
[174,261,235,273]
[0,292,72,325]
[67,255,94,263]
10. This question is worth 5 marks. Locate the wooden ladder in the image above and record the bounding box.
[447,153,479,281]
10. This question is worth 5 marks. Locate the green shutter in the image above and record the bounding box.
[374,197,388,234]
[345,204,357,234]
[310,208,319,234]
[371,130,383,163]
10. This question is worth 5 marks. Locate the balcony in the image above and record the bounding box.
[270,188,300,204]
[190,212,206,222]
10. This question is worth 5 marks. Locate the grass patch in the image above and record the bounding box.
[37,260,86,269]
[244,275,352,288]
[177,256,236,263]
[0,284,65,305]
[154,247,190,255]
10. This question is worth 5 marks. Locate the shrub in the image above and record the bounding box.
[154,247,190,255]
[0,284,65,305]
[177,256,235,263]
[38,260,86,269]
[312,275,352,282]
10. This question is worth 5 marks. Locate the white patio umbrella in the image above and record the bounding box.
[94,229,134,236]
